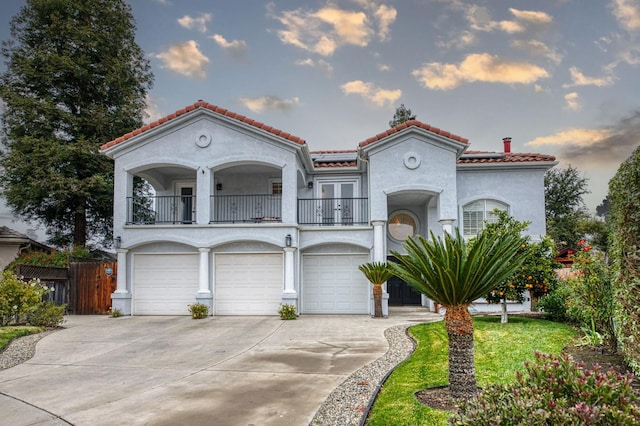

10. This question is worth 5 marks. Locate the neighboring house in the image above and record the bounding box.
[100,100,557,316]
[0,226,50,270]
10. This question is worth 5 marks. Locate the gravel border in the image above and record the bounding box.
[310,323,417,426]
[0,329,58,370]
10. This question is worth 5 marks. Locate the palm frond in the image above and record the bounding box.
[390,228,527,306]
[358,261,394,285]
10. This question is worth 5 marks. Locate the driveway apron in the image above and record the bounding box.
[0,314,426,425]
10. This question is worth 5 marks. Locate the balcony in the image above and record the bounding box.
[127,195,195,225]
[298,197,368,225]
[210,194,282,223]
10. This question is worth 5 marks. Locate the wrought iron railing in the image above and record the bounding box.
[298,197,368,225]
[210,194,282,223]
[126,195,196,224]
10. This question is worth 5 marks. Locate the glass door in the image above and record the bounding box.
[175,183,195,223]
[319,181,356,225]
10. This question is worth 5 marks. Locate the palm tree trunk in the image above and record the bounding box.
[372,284,383,317]
[444,304,478,400]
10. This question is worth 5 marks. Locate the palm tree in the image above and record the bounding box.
[390,229,527,400]
[359,262,393,317]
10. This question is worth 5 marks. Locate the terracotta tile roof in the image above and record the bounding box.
[358,120,469,147]
[100,100,306,150]
[458,150,556,164]
[310,150,358,168]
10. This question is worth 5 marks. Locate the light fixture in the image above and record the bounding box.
[307,181,313,189]
[216,183,222,191]
[114,236,121,249]
[285,234,292,247]
[105,267,113,277]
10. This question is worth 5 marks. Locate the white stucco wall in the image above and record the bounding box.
[456,166,548,238]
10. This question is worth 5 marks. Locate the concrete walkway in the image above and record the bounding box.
[0,309,440,426]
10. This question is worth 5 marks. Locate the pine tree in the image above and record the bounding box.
[389,104,416,128]
[0,0,153,246]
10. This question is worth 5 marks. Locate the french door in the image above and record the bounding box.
[319,181,356,225]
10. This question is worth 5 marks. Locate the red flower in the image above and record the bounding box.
[577,239,586,246]
[583,246,593,252]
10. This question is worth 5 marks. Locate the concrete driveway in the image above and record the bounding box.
[0,312,437,426]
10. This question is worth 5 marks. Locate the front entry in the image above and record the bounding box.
[387,275,422,306]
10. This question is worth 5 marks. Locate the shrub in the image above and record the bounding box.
[27,302,65,327]
[0,271,50,325]
[278,304,297,320]
[452,351,640,425]
[538,280,572,322]
[109,307,122,318]
[609,146,640,373]
[188,303,208,319]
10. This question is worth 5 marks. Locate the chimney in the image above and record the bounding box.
[502,137,511,153]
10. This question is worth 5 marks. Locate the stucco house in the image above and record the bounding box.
[100,100,556,316]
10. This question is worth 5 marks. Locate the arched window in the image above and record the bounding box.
[462,199,508,236]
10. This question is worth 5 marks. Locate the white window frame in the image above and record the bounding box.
[461,199,509,237]
[268,178,282,195]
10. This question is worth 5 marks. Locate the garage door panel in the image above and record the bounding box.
[215,253,283,315]
[134,254,199,316]
[303,254,369,314]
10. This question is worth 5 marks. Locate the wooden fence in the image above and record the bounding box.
[16,262,117,314]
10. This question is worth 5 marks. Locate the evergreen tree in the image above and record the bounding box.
[0,0,153,246]
[389,104,416,128]
[544,166,590,250]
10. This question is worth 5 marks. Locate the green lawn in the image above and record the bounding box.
[366,316,576,426]
[0,326,44,351]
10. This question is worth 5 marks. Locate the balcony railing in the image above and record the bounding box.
[298,197,368,225]
[210,194,282,223]
[126,196,195,224]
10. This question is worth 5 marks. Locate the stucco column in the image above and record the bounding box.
[196,167,211,225]
[114,249,129,293]
[283,247,296,294]
[439,219,455,235]
[198,248,211,293]
[372,220,386,262]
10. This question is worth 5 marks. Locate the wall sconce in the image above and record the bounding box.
[285,234,292,247]
[307,181,313,189]
[216,183,222,191]
[114,236,121,249]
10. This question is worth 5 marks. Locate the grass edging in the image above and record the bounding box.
[365,316,576,426]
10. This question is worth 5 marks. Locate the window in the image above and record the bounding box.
[462,199,508,236]
[388,211,418,242]
[269,179,282,195]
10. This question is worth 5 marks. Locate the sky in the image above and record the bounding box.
[1,0,640,238]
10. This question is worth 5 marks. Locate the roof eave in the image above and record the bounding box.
[456,160,558,171]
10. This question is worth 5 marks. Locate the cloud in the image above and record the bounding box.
[375,5,397,40]
[340,80,401,107]
[511,40,563,64]
[436,31,476,49]
[269,3,395,56]
[412,53,549,90]
[178,13,212,33]
[155,40,209,79]
[509,8,553,26]
[378,63,391,72]
[144,94,163,123]
[526,112,640,166]
[564,92,581,111]
[295,58,333,75]
[611,0,640,31]
[563,66,615,88]
[211,34,248,59]
[238,96,300,113]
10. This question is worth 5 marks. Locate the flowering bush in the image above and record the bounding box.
[0,270,51,325]
[278,304,297,320]
[566,239,615,349]
[452,351,640,425]
[11,246,91,268]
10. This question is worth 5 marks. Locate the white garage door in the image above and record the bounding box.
[303,254,370,314]
[133,254,199,315]
[214,253,283,315]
